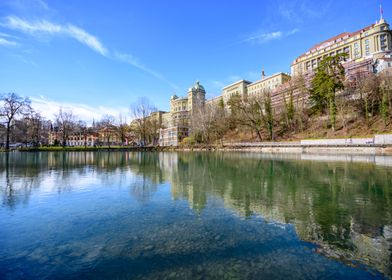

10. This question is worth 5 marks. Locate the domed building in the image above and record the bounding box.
[159,81,207,146]
[187,81,206,112]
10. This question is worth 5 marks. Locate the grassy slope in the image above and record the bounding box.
[223,116,392,142]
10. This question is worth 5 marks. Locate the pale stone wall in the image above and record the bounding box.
[247,73,291,96]
[374,134,392,145]
[301,138,374,146]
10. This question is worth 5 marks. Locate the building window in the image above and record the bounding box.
[354,43,360,58]
[364,39,370,56]
[380,34,387,51]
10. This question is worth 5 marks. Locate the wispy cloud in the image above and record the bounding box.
[3,16,107,56]
[0,36,19,47]
[0,31,20,47]
[0,31,19,39]
[114,51,180,91]
[244,29,299,45]
[2,16,178,89]
[3,0,51,13]
[30,96,129,123]
[278,0,332,23]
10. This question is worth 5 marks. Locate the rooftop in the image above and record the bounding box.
[248,72,291,86]
[189,80,206,92]
[292,19,390,64]
[222,79,252,90]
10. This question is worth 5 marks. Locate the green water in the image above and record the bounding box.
[0,152,391,279]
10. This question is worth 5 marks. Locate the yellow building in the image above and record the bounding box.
[170,95,188,113]
[159,81,207,146]
[291,18,392,76]
[247,72,291,96]
[221,80,251,104]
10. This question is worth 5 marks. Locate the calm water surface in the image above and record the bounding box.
[0,152,391,279]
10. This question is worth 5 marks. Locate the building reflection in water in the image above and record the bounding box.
[0,151,391,276]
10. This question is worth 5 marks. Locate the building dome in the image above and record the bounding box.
[190,80,205,91]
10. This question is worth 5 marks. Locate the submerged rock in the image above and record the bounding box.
[143,245,155,251]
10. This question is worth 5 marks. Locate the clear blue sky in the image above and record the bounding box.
[0,0,390,121]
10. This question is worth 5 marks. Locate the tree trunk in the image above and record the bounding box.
[256,130,263,142]
[5,121,11,152]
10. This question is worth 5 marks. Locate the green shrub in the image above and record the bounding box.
[181,136,196,147]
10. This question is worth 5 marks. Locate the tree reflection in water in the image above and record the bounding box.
[0,151,391,276]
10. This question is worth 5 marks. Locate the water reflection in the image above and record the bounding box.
[166,153,392,276]
[0,151,391,278]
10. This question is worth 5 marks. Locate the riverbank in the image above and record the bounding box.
[10,144,392,155]
[171,145,392,155]
[16,146,159,152]
[9,134,392,155]
[168,134,392,155]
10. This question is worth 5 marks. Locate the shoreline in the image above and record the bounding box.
[10,144,392,155]
[171,145,392,155]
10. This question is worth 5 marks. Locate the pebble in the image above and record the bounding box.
[143,245,155,251]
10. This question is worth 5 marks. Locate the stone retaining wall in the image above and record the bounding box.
[374,134,392,145]
[300,138,374,146]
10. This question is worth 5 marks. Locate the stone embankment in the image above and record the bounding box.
[176,134,392,155]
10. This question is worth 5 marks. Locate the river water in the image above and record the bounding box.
[0,152,391,279]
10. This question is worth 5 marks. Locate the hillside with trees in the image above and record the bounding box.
[186,54,392,146]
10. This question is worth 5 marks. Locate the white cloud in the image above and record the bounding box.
[30,96,129,123]
[0,37,19,47]
[114,51,180,91]
[278,0,332,23]
[0,31,19,39]
[0,31,20,47]
[244,29,299,45]
[3,16,107,56]
[66,24,107,56]
[2,16,179,89]
[33,0,49,11]
[3,0,51,13]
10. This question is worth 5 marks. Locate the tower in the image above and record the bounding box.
[187,81,206,112]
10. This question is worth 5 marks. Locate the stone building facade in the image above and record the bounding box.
[157,18,392,146]
[291,18,392,76]
[159,81,206,146]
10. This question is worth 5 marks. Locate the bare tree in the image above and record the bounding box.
[55,108,76,147]
[74,120,88,147]
[190,102,227,145]
[0,93,31,151]
[26,111,45,147]
[130,98,156,146]
[99,115,117,147]
[117,114,129,146]
[227,93,265,142]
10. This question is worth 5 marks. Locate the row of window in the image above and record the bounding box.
[305,47,350,70]
[249,78,281,90]
[172,106,187,112]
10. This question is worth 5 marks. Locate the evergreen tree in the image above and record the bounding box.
[310,53,347,130]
